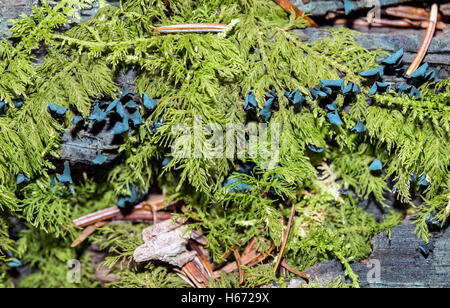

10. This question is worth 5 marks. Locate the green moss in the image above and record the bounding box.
[0,0,448,287]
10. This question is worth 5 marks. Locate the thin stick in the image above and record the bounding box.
[72,194,167,227]
[243,237,257,257]
[71,212,172,247]
[215,242,275,276]
[234,249,244,285]
[246,243,275,267]
[385,5,444,21]
[333,17,446,31]
[150,23,227,33]
[273,202,296,273]
[150,203,158,224]
[114,212,173,222]
[281,259,310,280]
[220,238,244,260]
[72,206,120,227]
[273,0,318,28]
[405,4,438,77]
[70,221,109,248]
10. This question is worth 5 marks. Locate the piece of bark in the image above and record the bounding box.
[59,121,121,166]
[352,219,450,287]
[0,0,39,39]
[283,218,450,288]
[293,27,450,64]
[133,219,197,267]
[303,259,346,285]
[182,258,210,288]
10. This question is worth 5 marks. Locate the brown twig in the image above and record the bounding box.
[214,241,274,277]
[70,195,173,247]
[333,17,446,30]
[273,0,318,28]
[114,212,173,222]
[385,5,445,22]
[406,4,439,77]
[242,237,257,257]
[281,259,310,280]
[72,194,167,227]
[72,206,121,227]
[273,202,296,273]
[233,249,244,285]
[219,238,244,260]
[150,203,158,225]
[70,221,109,248]
[246,243,275,267]
[70,212,173,248]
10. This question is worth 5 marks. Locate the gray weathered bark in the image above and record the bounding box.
[0,0,39,39]
[0,0,120,39]
[285,219,450,288]
[293,27,450,79]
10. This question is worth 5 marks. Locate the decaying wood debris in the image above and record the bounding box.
[290,0,449,17]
